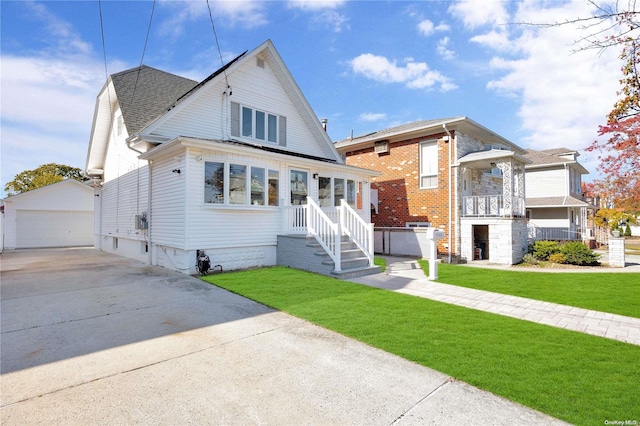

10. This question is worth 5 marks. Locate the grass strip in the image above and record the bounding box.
[202,267,639,426]
[418,260,640,318]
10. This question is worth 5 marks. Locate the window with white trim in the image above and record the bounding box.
[420,140,438,188]
[204,161,279,207]
[231,102,285,145]
[318,176,357,207]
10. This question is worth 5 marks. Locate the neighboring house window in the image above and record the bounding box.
[570,168,581,194]
[484,144,508,176]
[231,102,286,145]
[204,161,278,207]
[420,140,438,188]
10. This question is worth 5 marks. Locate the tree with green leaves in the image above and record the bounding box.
[4,163,85,196]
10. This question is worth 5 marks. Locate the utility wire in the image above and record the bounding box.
[130,0,156,105]
[206,0,230,88]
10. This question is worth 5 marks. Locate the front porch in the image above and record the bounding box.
[278,199,380,278]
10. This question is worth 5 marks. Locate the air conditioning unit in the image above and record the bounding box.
[374,140,389,154]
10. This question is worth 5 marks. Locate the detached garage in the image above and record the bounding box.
[2,180,94,249]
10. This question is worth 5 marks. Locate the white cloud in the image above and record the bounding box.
[287,0,346,11]
[418,19,435,36]
[448,0,509,29]
[359,112,387,122]
[288,0,348,32]
[418,19,450,36]
[350,53,457,92]
[449,0,621,156]
[157,0,267,38]
[436,37,456,60]
[0,3,118,193]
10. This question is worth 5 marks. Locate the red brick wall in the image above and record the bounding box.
[343,132,456,254]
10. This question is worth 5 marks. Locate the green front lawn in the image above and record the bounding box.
[202,267,640,426]
[418,260,640,318]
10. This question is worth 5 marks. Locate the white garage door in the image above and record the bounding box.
[16,210,93,248]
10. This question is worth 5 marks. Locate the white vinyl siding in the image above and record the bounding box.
[420,140,438,189]
[145,56,333,159]
[525,168,567,198]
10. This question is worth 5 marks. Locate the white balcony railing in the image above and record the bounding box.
[462,195,526,217]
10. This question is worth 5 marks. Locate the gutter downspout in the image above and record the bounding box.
[443,124,453,264]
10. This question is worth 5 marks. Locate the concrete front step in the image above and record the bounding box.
[331,265,382,280]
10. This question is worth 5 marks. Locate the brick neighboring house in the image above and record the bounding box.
[335,117,532,264]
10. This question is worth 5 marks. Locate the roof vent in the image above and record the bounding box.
[374,140,389,154]
[257,58,265,69]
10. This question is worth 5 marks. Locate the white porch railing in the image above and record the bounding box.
[527,225,584,241]
[340,200,375,267]
[282,199,374,272]
[462,195,526,217]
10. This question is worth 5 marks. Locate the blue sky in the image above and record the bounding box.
[1,0,623,196]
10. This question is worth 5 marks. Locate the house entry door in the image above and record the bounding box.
[290,169,308,205]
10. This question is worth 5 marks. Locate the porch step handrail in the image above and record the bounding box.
[306,198,341,272]
[340,200,374,267]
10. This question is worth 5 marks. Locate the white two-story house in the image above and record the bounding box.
[523,148,595,241]
[85,40,379,277]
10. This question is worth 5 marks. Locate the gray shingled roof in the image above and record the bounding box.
[111,66,199,135]
[335,117,464,146]
[526,196,589,208]
[523,149,571,166]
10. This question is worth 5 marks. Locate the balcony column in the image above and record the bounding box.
[497,160,513,216]
[515,163,526,216]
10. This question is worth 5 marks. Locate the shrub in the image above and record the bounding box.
[624,224,632,236]
[532,240,560,261]
[559,241,601,266]
[521,253,539,265]
[548,253,567,264]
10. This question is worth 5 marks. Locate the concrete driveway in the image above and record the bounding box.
[1,248,564,425]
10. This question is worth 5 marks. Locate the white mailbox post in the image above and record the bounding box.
[425,228,445,280]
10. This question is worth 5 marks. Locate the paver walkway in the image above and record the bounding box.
[350,257,640,346]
